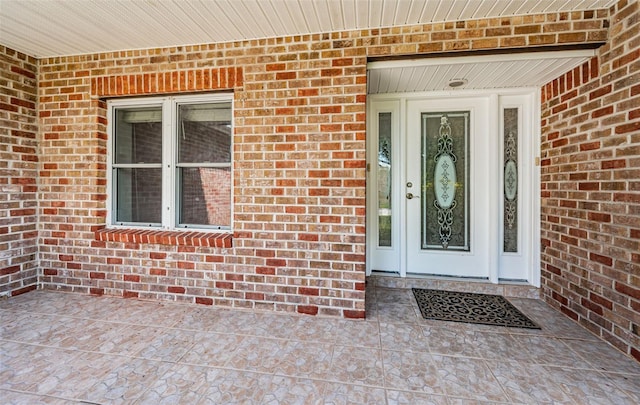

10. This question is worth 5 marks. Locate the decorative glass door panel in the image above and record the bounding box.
[421,112,470,251]
[406,98,490,279]
[503,107,518,253]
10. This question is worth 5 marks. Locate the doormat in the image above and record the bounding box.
[412,288,541,329]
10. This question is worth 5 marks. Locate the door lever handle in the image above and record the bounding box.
[406,192,419,199]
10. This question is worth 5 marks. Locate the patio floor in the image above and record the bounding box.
[1,283,639,404]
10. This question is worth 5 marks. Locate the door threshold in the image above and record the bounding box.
[368,274,539,299]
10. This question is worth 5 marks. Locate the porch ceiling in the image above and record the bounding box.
[366,49,597,93]
[0,0,617,59]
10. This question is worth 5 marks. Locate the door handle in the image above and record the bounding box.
[406,192,419,199]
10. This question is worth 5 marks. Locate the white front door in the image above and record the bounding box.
[406,97,490,278]
[366,91,539,285]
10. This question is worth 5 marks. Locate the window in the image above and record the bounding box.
[107,94,232,230]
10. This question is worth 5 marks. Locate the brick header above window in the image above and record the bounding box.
[95,228,233,248]
[91,67,243,97]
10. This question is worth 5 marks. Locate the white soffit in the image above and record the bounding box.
[366,49,597,93]
[0,0,617,58]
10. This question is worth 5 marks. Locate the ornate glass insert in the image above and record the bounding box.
[421,112,470,251]
[503,108,518,253]
[378,112,392,247]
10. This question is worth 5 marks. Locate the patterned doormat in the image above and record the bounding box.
[412,288,541,329]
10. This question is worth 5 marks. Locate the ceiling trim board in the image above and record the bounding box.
[367,49,598,71]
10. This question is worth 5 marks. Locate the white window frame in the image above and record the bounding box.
[106,93,233,231]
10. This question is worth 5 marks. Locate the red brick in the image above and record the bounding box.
[615,282,640,300]
[196,297,213,305]
[297,305,319,315]
[0,266,20,276]
[344,309,366,319]
[589,252,613,266]
[299,287,319,296]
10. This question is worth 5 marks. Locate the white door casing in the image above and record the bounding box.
[366,90,540,285]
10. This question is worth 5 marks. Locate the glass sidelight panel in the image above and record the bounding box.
[378,112,392,247]
[503,108,518,253]
[421,112,470,251]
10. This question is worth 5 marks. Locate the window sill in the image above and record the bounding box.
[95,228,233,248]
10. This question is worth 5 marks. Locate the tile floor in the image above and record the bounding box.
[1,283,639,404]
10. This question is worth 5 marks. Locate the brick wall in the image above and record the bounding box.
[540,0,639,361]
[0,46,38,296]
[35,10,609,317]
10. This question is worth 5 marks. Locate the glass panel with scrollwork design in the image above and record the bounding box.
[421,112,470,251]
[503,108,518,253]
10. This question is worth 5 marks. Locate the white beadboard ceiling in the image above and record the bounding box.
[367,50,597,93]
[0,0,617,59]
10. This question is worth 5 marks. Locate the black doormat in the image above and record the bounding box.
[412,288,541,329]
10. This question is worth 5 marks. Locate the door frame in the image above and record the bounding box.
[366,88,541,287]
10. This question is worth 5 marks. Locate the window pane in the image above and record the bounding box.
[114,107,162,164]
[179,167,231,228]
[115,168,162,224]
[378,112,392,247]
[178,103,232,164]
[503,107,519,253]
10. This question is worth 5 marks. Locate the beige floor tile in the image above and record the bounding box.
[0,313,90,348]
[136,364,217,405]
[196,369,274,404]
[385,390,449,405]
[322,382,387,405]
[567,339,640,374]
[276,340,334,379]
[260,375,326,405]
[83,357,173,403]
[381,350,445,395]
[447,398,520,404]
[224,335,291,374]
[509,334,592,368]
[541,365,637,404]
[0,389,73,404]
[2,288,639,404]
[332,319,381,347]
[603,372,640,402]
[248,312,304,340]
[432,355,510,402]
[376,287,415,304]
[22,350,127,399]
[179,331,245,367]
[377,302,422,324]
[425,327,527,360]
[329,345,384,386]
[292,316,345,343]
[0,345,80,393]
[487,359,575,403]
[93,324,167,357]
[136,328,200,362]
[379,321,431,352]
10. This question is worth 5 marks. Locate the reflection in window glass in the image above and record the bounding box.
[378,112,392,247]
[115,168,162,224]
[177,102,232,228]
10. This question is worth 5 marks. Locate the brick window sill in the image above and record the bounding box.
[95,228,233,248]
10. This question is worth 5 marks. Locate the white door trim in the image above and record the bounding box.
[366,88,541,286]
